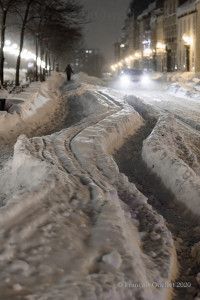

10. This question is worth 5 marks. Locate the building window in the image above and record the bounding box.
[180,20,182,39]
[188,19,190,33]
[193,15,196,35]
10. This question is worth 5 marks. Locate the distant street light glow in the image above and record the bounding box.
[156,42,166,51]
[143,48,153,57]
[5,40,11,46]
[135,52,141,58]
[3,40,45,67]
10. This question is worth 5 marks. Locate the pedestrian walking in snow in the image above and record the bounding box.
[65,64,74,81]
[0,85,8,111]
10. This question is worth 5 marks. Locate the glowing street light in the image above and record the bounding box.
[135,52,141,58]
[143,48,153,57]
[182,35,193,46]
[5,40,11,46]
[156,42,166,50]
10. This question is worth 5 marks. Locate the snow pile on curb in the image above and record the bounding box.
[0,79,177,299]
[142,114,200,216]
[167,82,200,100]
[165,72,195,83]
[0,72,65,141]
[165,72,200,99]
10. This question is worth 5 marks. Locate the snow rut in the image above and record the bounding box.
[0,86,176,300]
[122,95,200,299]
[126,95,200,216]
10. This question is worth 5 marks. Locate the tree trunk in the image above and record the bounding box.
[15,0,32,86]
[0,10,7,85]
[49,56,51,76]
[35,35,39,81]
[40,39,43,76]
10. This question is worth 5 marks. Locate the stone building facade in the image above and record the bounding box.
[113,0,200,73]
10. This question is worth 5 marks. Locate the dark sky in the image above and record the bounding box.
[82,0,131,64]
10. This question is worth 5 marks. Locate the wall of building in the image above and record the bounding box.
[163,0,179,71]
[196,1,200,72]
[113,0,200,74]
[177,12,196,71]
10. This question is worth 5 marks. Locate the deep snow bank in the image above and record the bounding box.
[166,82,200,100]
[142,115,200,216]
[0,72,65,141]
[165,72,200,100]
[0,76,177,299]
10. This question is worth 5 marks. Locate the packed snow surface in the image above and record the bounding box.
[125,71,200,217]
[0,72,177,299]
[142,115,200,216]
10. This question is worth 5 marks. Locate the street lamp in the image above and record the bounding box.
[5,40,11,46]
[182,34,193,46]
[135,52,141,58]
[182,34,193,71]
[156,42,166,53]
[143,48,152,57]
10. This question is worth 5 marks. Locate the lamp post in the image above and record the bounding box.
[156,42,166,72]
[182,35,193,72]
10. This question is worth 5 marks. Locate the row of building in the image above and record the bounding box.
[112,0,200,73]
[70,48,104,77]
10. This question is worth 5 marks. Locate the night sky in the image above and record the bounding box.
[82,0,131,64]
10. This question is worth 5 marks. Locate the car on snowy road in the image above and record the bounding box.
[119,69,150,87]
[120,69,143,83]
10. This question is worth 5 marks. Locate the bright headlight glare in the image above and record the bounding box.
[141,75,150,84]
[120,75,131,85]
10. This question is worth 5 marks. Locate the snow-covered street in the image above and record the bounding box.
[0,72,200,299]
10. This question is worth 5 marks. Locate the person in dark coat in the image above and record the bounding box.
[65,64,74,81]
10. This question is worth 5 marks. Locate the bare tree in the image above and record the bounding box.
[26,0,85,79]
[15,0,85,84]
[15,0,35,86]
[0,0,19,84]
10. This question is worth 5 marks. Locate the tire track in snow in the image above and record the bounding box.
[114,97,200,299]
[0,82,176,299]
[34,89,122,193]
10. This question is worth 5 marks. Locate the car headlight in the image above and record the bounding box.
[141,75,150,84]
[120,75,131,85]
